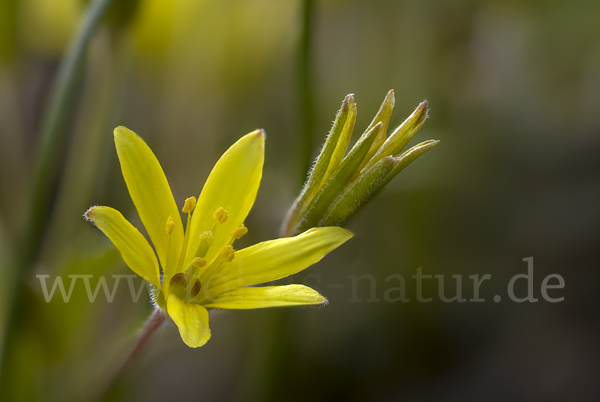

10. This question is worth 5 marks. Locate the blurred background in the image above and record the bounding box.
[1,0,599,401]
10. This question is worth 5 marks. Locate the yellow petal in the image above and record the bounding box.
[203,227,353,297]
[184,130,265,266]
[114,126,183,277]
[204,285,327,309]
[167,294,211,348]
[85,206,160,288]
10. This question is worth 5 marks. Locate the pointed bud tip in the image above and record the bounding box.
[341,94,355,110]
[414,101,429,125]
[385,89,395,103]
[382,156,400,166]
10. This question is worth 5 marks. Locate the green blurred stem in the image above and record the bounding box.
[241,2,317,400]
[298,0,316,188]
[0,0,115,379]
[21,0,115,269]
[102,309,165,400]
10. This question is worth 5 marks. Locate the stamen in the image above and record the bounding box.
[196,231,213,258]
[189,279,201,298]
[170,273,186,288]
[176,200,194,274]
[231,224,248,240]
[192,257,207,268]
[182,196,197,213]
[165,215,175,235]
[213,207,229,224]
[169,272,201,301]
[220,245,236,263]
[198,245,236,285]
[169,273,188,300]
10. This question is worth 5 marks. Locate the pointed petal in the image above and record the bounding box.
[203,227,353,298]
[167,294,211,348]
[204,285,327,309]
[184,130,265,266]
[85,206,160,288]
[114,126,183,275]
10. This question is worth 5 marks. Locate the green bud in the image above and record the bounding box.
[351,90,395,180]
[320,156,398,227]
[281,91,438,237]
[322,99,357,183]
[281,94,354,236]
[296,122,383,233]
[379,140,439,188]
[362,100,428,172]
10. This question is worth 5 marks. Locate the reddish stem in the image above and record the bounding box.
[102,308,165,400]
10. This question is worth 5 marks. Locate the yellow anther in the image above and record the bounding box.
[213,207,229,224]
[182,196,197,213]
[165,215,175,235]
[231,224,248,239]
[199,231,213,246]
[192,257,207,268]
[220,245,235,262]
[196,231,213,258]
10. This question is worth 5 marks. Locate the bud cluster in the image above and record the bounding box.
[281,90,438,237]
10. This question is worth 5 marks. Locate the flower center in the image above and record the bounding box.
[169,272,201,301]
[164,197,248,301]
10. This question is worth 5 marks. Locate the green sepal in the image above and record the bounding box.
[281,94,354,236]
[320,156,399,226]
[362,100,428,172]
[322,99,357,183]
[320,139,438,227]
[296,122,383,234]
[352,90,396,180]
[379,140,439,188]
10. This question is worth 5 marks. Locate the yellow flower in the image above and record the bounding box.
[85,127,352,348]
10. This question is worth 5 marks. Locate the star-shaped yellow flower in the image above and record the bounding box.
[85,127,352,347]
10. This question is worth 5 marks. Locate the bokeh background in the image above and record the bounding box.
[1,0,599,401]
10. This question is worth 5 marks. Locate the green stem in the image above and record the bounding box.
[298,0,316,188]
[0,0,115,381]
[22,0,116,270]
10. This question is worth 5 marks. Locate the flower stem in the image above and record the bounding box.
[102,309,165,400]
[122,308,165,370]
